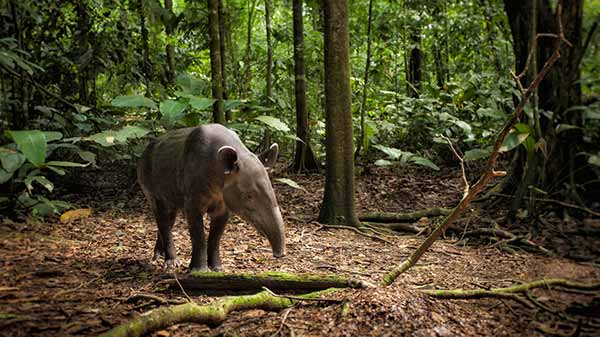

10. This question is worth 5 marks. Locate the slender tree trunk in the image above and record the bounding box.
[319,0,359,226]
[243,0,258,98]
[407,29,422,98]
[76,0,90,105]
[164,0,176,85]
[208,0,225,123]
[218,0,231,121]
[355,0,374,158]
[292,0,319,173]
[139,0,152,94]
[264,0,273,104]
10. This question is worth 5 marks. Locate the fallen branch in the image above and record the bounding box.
[421,278,600,315]
[486,193,600,217]
[359,207,451,223]
[100,288,340,337]
[462,228,553,255]
[364,222,423,234]
[167,271,373,293]
[381,4,570,286]
[318,224,394,244]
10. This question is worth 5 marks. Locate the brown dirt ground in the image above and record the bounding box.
[1,164,599,337]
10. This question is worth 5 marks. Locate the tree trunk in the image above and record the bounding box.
[76,0,91,105]
[319,0,359,227]
[503,0,588,213]
[208,0,225,123]
[292,0,319,173]
[218,0,231,121]
[243,0,258,98]
[164,0,176,85]
[139,0,152,94]
[264,0,273,104]
[407,30,422,98]
[355,0,373,158]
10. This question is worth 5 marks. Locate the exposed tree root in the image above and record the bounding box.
[461,228,553,255]
[166,271,373,293]
[100,288,340,337]
[364,221,423,234]
[421,278,600,309]
[317,224,394,244]
[359,207,451,223]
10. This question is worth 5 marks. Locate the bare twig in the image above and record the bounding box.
[172,272,192,303]
[440,135,469,198]
[271,307,294,337]
[318,224,394,244]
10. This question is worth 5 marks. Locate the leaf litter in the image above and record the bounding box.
[0,162,598,336]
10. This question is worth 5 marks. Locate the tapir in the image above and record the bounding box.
[137,124,286,272]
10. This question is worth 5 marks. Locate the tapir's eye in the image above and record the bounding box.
[246,193,253,201]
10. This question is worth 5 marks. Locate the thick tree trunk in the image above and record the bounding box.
[503,0,588,212]
[292,0,319,173]
[164,0,176,85]
[319,0,359,227]
[355,0,374,158]
[208,0,225,123]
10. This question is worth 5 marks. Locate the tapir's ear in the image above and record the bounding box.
[258,143,279,169]
[217,146,238,175]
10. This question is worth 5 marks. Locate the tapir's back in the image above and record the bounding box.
[137,124,246,206]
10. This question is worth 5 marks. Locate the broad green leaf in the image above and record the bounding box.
[373,144,404,160]
[76,150,96,166]
[514,123,532,134]
[176,73,205,95]
[6,130,47,167]
[464,148,492,161]
[0,147,25,173]
[224,99,244,111]
[589,154,600,167]
[45,161,89,167]
[374,159,393,166]
[452,120,472,133]
[274,178,306,191]
[24,175,54,192]
[255,116,290,132]
[0,168,14,184]
[189,96,216,110]
[556,124,579,133]
[86,125,150,146]
[111,95,157,109]
[47,166,66,175]
[409,156,440,171]
[499,130,529,152]
[160,100,188,126]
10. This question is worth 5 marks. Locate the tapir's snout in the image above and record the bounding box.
[266,206,286,258]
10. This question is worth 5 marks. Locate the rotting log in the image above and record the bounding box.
[100,288,340,337]
[359,207,451,223]
[167,271,373,293]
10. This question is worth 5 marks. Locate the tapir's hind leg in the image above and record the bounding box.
[150,198,181,268]
[207,209,229,271]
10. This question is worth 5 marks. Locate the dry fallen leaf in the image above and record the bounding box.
[60,208,92,224]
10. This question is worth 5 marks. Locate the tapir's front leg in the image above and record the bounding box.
[207,209,229,271]
[185,203,209,272]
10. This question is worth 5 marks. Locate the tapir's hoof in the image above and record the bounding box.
[189,266,210,273]
[152,251,164,261]
[164,257,183,269]
[210,265,224,272]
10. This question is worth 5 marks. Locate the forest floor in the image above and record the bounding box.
[1,162,599,336]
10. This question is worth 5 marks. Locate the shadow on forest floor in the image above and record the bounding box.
[1,163,599,336]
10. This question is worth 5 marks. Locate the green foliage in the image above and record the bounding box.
[373,144,440,171]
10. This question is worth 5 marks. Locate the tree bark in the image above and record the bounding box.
[139,0,152,94]
[292,0,319,173]
[243,0,258,98]
[208,0,225,123]
[164,0,176,85]
[100,288,341,337]
[355,0,374,158]
[264,0,273,104]
[406,29,422,98]
[218,0,231,121]
[170,271,371,292]
[318,0,359,227]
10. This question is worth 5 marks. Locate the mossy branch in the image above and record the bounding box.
[168,271,373,293]
[100,288,340,337]
[421,278,600,307]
